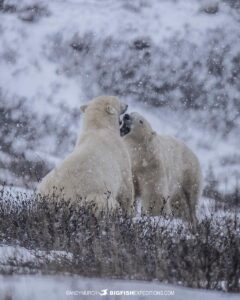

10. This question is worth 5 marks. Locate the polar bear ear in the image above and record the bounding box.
[80,104,88,113]
[106,105,116,115]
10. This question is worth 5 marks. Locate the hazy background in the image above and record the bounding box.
[0,0,239,200]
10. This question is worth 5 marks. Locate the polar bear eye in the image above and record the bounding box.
[139,120,143,124]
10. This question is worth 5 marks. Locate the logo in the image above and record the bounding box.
[66,288,175,297]
[99,289,108,296]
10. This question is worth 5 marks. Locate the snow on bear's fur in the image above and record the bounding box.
[37,96,134,215]
[121,112,202,227]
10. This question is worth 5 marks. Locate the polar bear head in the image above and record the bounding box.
[120,112,156,142]
[80,96,128,132]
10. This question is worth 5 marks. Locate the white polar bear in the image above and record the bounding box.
[121,112,202,227]
[38,96,134,215]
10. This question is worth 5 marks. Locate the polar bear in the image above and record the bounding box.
[121,112,202,227]
[38,96,134,216]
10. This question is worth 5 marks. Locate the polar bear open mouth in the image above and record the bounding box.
[120,114,132,136]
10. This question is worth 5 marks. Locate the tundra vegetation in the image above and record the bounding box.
[0,188,239,292]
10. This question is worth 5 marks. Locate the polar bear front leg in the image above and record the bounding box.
[141,194,171,216]
[117,176,135,217]
[141,181,170,217]
[85,193,119,216]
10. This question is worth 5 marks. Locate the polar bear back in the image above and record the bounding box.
[38,129,127,201]
[155,135,202,199]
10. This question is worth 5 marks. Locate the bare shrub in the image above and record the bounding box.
[0,189,239,292]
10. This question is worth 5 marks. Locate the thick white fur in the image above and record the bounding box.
[123,112,202,226]
[38,96,134,215]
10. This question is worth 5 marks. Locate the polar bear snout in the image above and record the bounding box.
[120,113,132,136]
[123,113,131,121]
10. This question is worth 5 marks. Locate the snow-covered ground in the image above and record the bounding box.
[0,183,235,221]
[0,244,72,267]
[0,191,239,298]
[0,274,239,300]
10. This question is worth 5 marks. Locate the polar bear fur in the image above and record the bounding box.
[122,112,202,226]
[38,96,134,215]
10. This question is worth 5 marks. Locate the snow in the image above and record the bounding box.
[0,244,72,266]
[1,0,239,192]
[1,1,239,297]
[0,185,34,202]
[0,273,239,300]
[0,244,37,265]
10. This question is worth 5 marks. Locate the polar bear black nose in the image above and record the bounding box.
[124,114,130,121]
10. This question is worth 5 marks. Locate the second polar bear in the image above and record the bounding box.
[121,112,202,226]
[38,96,134,215]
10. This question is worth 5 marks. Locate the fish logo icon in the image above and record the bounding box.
[99,289,108,296]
